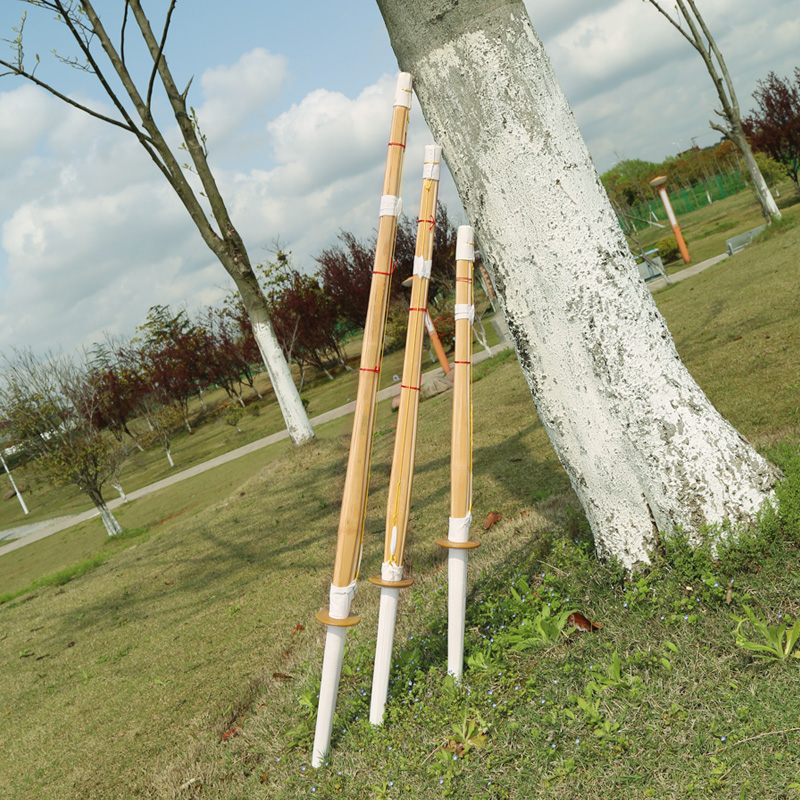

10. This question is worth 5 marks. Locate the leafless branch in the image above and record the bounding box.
[643,0,699,51]
[0,56,142,134]
[120,0,129,71]
[146,0,177,111]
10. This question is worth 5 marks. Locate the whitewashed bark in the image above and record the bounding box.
[87,489,122,536]
[733,128,782,219]
[377,0,779,568]
[250,307,314,446]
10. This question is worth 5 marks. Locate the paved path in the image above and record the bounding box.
[0,319,513,557]
[647,252,729,290]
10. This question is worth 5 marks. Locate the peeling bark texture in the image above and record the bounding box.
[376,0,779,568]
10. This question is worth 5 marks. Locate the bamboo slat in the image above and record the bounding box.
[312,73,412,769]
[321,74,411,606]
[371,144,442,581]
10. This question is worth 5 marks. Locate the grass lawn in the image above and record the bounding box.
[0,202,799,799]
[629,176,800,272]
[0,299,499,538]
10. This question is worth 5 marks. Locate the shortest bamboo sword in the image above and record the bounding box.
[437,225,481,679]
[312,72,412,769]
[369,144,442,726]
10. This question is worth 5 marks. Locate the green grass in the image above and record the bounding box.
[0,199,799,798]
[0,304,498,536]
[629,176,800,271]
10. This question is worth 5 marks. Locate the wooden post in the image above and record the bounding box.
[424,311,451,374]
[312,73,412,769]
[369,144,442,725]
[437,225,481,678]
[650,176,691,264]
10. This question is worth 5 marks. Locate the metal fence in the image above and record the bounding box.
[621,170,748,232]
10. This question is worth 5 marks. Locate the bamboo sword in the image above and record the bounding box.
[369,144,442,726]
[437,226,481,679]
[312,72,412,768]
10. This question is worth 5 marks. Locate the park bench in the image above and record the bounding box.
[725,225,766,255]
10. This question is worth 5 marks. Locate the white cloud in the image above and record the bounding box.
[197,48,289,143]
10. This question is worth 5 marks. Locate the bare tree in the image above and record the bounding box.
[375,0,778,569]
[0,0,314,444]
[644,0,781,222]
[0,349,125,536]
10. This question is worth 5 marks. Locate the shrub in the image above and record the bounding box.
[656,237,681,263]
[383,302,410,353]
[431,312,456,352]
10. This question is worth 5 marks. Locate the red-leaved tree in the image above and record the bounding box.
[743,69,800,197]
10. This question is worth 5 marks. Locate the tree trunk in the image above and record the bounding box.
[87,488,122,536]
[376,0,779,568]
[729,125,782,222]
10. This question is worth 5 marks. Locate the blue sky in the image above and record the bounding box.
[1,0,798,357]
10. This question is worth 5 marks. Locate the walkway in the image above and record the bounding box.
[647,252,729,290]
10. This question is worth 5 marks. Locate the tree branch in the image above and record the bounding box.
[120,0,129,71]
[0,56,143,135]
[683,0,739,116]
[644,0,699,52]
[146,0,177,112]
[127,0,245,265]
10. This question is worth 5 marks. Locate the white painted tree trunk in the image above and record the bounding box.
[1,454,29,515]
[377,0,779,568]
[111,480,128,503]
[734,129,782,220]
[87,489,122,536]
[250,308,315,447]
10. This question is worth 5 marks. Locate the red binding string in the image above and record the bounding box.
[372,259,398,277]
[455,277,473,282]
[409,306,427,313]
[454,360,472,365]
[360,366,381,374]
[418,217,436,230]
[401,384,421,391]
[387,141,406,149]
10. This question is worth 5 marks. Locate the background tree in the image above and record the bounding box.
[317,202,459,330]
[135,306,205,433]
[316,231,377,331]
[644,0,781,221]
[261,252,350,389]
[0,0,314,445]
[0,349,125,535]
[86,342,148,452]
[376,0,778,569]
[742,69,800,197]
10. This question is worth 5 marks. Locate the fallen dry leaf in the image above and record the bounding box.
[483,511,502,530]
[272,672,294,681]
[291,624,304,635]
[221,726,242,741]
[567,612,602,632]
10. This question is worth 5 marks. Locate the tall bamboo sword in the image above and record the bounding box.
[437,226,481,679]
[369,144,442,726]
[312,73,412,769]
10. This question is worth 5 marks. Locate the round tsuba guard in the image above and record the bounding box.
[368,575,414,588]
[316,609,361,627]
[436,537,481,550]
